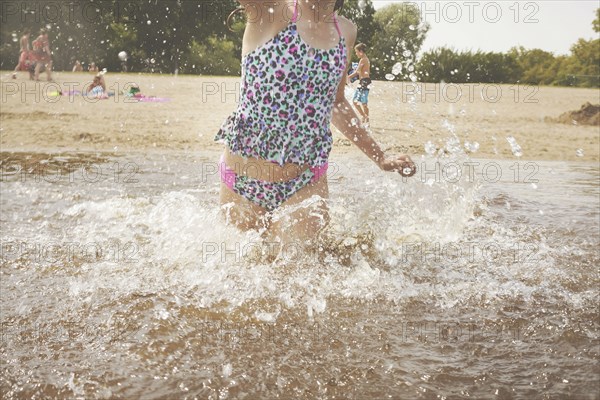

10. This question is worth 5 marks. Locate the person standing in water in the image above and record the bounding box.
[347,43,371,125]
[12,29,33,80]
[215,0,416,243]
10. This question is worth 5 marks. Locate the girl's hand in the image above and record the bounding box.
[379,155,417,177]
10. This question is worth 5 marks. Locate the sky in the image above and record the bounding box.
[371,0,599,55]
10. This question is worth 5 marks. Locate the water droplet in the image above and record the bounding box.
[424,141,437,155]
[409,73,417,82]
[402,50,412,58]
[385,73,395,81]
[147,20,152,25]
[464,141,479,153]
[506,136,522,157]
[576,148,584,157]
[391,62,402,75]
[222,363,232,378]
[409,25,415,30]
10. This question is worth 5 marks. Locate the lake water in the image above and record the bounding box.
[1,148,598,399]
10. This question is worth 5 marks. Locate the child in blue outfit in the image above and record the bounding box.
[347,43,371,125]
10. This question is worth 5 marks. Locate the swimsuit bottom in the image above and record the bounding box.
[219,154,328,212]
[353,87,370,104]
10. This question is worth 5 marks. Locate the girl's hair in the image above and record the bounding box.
[227,1,345,32]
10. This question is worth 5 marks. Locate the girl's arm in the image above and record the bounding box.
[331,93,416,176]
[332,24,416,176]
[331,99,384,166]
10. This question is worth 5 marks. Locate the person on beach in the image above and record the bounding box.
[72,60,83,72]
[347,43,371,125]
[12,29,34,80]
[32,29,53,82]
[86,73,108,99]
[89,62,99,73]
[215,0,416,243]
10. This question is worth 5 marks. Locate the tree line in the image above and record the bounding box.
[0,1,597,87]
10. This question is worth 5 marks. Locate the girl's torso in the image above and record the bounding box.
[217,0,348,179]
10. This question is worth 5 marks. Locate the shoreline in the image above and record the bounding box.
[1,71,598,162]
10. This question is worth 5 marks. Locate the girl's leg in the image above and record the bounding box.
[268,177,329,246]
[220,182,268,231]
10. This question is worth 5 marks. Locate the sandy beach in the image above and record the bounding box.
[1,71,598,161]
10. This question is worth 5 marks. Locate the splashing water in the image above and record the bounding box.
[1,150,597,399]
[424,140,437,155]
[464,141,480,153]
[506,135,523,157]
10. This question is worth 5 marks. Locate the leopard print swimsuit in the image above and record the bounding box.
[215,0,347,211]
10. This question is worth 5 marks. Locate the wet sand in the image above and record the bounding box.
[1,71,598,162]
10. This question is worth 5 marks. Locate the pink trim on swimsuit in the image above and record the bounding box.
[219,154,236,190]
[309,163,328,183]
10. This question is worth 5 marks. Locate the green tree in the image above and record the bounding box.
[339,0,376,48]
[508,46,557,85]
[370,3,430,80]
[416,48,520,84]
[557,38,600,87]
[187,36,240,76]
[593,8,599,33]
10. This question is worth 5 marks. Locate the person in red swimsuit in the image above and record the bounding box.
[32,29,53,82]
[12,29,34,80]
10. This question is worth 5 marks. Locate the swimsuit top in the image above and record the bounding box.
[215,0,347,167]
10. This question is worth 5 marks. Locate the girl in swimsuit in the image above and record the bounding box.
[216,0,416,243]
